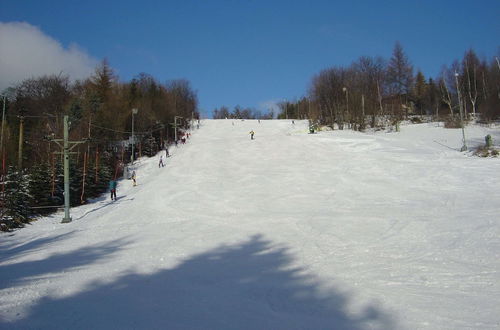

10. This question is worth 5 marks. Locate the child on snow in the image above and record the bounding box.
[109,179,117,200]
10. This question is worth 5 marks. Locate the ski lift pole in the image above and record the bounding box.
[170,116,183,142]
[46,115,90,223]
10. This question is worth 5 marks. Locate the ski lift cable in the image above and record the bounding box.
[90,123,167,135]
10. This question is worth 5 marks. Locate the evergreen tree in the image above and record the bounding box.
[387,41,414,118]
[98,162,113,193]
[29,163,60,214]
[143,136,159,157]
[96,151,114,194]
[414,71,427,115]
[426,78,441,118]
[1,167,33,229]
[69,158,84,206]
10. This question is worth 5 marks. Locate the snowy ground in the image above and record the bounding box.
[1,119,499,329]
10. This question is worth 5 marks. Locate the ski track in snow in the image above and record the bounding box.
[1,120,499,329]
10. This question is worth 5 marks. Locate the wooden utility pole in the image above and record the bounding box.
[361,94,365,128]
[131,108,138,163]
[0,95,6,155]
[454,72,467,152]
[18,114,24,169]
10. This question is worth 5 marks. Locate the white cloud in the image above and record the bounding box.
[0,21,98,91]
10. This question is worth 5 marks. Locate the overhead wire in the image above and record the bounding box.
[90,123,168,135]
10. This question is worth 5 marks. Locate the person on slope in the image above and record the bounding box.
[159,155,165,168]
[109,179,117,201]
[249,130,255,140]
[131,170,137,186]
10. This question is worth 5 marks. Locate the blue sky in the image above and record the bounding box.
[1,0,499,117]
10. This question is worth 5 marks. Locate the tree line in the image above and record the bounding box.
[277,42,500,129]
[212,105,273,120]
[0,59,199,230]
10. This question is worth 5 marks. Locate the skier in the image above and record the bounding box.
[131,170,137,186]
[249,130,255,140]
[165,147,169,158]
[109,179,117,201]
[159,155,165,168]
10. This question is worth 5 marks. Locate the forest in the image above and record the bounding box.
[0,60,199,230]
[215,43,500,131]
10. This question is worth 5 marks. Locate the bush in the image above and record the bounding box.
[410,116,422,124]
[474,146,499,158]
[444,117,463,128]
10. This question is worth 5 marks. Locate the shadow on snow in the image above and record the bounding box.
[2,234,396,329]
[0,235,129,291]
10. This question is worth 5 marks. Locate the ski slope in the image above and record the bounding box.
[1,119,499,329]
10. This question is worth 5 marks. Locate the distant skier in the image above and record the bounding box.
[109,179,117,201]
[159,155,165,168]
[249,130,255,140]
[165,147,169,157]
[131,170,137,186]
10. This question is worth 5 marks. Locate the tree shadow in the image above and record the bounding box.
[1,234,396,329]
[0,232,75,261]
[75,197,135,220]
[0,236,130,290]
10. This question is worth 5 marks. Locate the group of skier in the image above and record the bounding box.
[108,134,189,201]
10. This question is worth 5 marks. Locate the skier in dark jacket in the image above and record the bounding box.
[109,180,117,201]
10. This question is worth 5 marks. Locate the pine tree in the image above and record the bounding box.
[387,41,414,119]
[84,157,98,199]
[96,151,113,194]
[426,78,440,118]
[29,163,60,214]
[1,167,33,229]
[69,158,85,206]
[414,71,427,115]
[143,136,159,157]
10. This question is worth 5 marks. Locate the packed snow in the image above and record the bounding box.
[1,119,499,329]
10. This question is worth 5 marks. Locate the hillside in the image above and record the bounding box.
[1,120,499,329]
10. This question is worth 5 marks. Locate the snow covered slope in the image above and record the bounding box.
[1,120,499,329]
